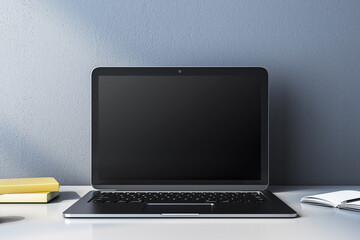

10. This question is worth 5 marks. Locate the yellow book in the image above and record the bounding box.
[0,177,59,194]
[0,192,59,203]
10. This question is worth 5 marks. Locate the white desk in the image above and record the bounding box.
[1,186,360,240]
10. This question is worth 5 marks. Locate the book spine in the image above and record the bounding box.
[0,183,59,194]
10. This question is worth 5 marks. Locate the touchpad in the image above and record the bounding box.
[144,205,213,214]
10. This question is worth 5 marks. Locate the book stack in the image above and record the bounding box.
[0,177,59,203]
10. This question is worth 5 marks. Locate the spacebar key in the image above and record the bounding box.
[147,202,213,205]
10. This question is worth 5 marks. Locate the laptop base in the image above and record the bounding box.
[63,190,297,218]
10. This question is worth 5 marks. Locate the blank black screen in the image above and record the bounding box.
[97,76,261,181]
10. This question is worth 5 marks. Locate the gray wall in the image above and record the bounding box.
[1,0,360,185]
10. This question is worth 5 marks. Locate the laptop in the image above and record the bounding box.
[63,67,297,218]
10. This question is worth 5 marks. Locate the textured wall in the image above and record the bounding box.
[1,0,360,185]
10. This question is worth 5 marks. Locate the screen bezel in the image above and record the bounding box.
[91,67,268,191]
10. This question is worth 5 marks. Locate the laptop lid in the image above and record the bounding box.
[91,67,268,191]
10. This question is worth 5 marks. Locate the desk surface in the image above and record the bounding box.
[1,186,360,240]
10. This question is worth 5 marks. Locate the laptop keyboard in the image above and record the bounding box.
[92,192,267,204]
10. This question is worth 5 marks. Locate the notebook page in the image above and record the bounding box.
[339,200,360,212]
[302,190,360,207]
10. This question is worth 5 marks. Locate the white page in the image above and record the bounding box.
[301,190,360,207]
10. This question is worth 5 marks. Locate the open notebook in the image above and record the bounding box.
[301,190,360,212]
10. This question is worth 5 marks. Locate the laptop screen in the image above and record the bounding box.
[92,68,268,187]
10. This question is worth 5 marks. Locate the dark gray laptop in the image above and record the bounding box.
[63,67,297,218]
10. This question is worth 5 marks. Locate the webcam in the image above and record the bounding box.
[178,69,182,74]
